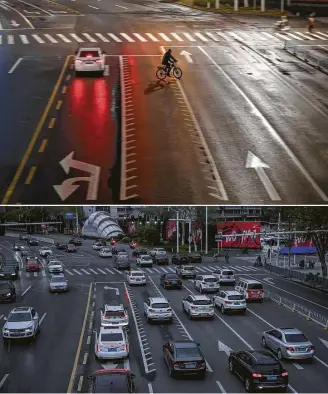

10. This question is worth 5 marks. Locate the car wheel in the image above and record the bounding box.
[277,349,283,360]
[245,378,252,392]
[261,337,267,348]
[199,371,206,380]
[188,310,193,320]
[229,359,234,373]
[169,366,175,378]
[200,286,203,294]
[147,316,151,324]
[221,304,225,314]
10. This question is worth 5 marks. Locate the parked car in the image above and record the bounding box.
[0,266,19,280]
[262,328,314,360]
[160,273,182,289]
[171,254,189,265]
[163,341,206,379]
[188,253,202,264]
[0,281,16,303]
[228,350,289,392]
[182,295,214,319]
[132,247,148,258]
[213,290,246,314]
[87,369,136,393]
[176,265,196,279]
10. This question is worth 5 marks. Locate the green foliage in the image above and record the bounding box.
[144,226,161,246]
[121,237,131,243]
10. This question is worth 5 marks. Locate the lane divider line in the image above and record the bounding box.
[8,57,23,74]
[56,100,62,110]
[24,166,36,184]
[38,139,48,153]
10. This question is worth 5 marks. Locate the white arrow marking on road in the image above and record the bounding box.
[263,277,275,284]
[101,361,119,369]
[319,338,328,349]
[48,10,68,13]
[246,151,281,201]
[10,20,20,27]
[104,286,119,295]
[180,50,193,63]
[23,10,40,14]
[59,151,99,175]
[218,340,233,356]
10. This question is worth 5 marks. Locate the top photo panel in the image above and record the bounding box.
[1,0,328,204]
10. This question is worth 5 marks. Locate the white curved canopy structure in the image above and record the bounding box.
[82,211,124,239]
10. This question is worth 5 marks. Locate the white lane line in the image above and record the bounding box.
[167,267,175,273]
[70,33,83,42]
[285,32,304,40]
[105,268,114,274]
[26,272,30,278]
[145,268,153,273]
[18,0,53,15]
[158,32,171,42]
[216,380,226,393]
[145,33,159,42]
[21,285,31,297]
[194,32,208,42]
[19,35,29,44]
[116,4,128,8]
[153,267,161,273]
[293,31,315,40]
[72,269,82,275]
[313,31,328,39]
[89,268,99,275]
[182,32,196,41]
[32,34,45,43]
[262,31,281,41]
[81,269,90,275]
[1,1,35,29]
[205,32,220,41]
[199,45,328,201]
[41,270,46,277]
[82,33,97,42]
[8,57,23,74]
[133,33,147,42]
[97,268,107,274]
[226,31,245,41]
[88,5,99,9]
[7,35,14,44]
[107,33,122,42]
[65,269,74,275]
[161,267,168,273]
[57,33,71,43]
[307,32,328,40]
[34,272,38,277]
[95,33,109,42]
[120,33,135,42]
[0,374,9,389]
[171,32,184,41]
[44,33,58,43]
[217,32,233,41]
[0,315,3,320]
[148,382,153,393]
[39,312,47,325]
[274,32,292,40]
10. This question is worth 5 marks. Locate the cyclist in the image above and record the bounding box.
[161,49,177,77]
[225,253,230,264]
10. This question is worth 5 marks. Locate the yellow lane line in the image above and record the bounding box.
[62,86,67,94]
[48,118,56,129]
[67,283,93,393]
[1,55,71,204]
[25,166,36,185]
[38,139,48,153]
[56,100,62,110]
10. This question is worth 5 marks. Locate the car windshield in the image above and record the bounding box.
[166,274,179,279]
[248,283,263,290]
[152,303,169,309]
[157,249,165,252]
[101,333,123,342]
[204,277,217,283]
[0,283,10,289]
[176,346,201,359]
[0,268,13,272]
[131,272,143,277]
[141,255,151,259]
[183,266,194,270]
[193,299,212,305]
[285,333,308,343]
[51,277,65,283]
[222,271,234,276]
[104,311,125,318]
[50,262,61,266]
[256,364,282,374]
[102,249,110,252]
[79,51,100,57]
[8,312,31,322]
[228,295,244,300]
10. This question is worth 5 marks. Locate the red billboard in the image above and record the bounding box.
[166,221,177,240]
[217,222,261,249]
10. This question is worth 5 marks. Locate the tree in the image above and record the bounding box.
[144,226,160,246]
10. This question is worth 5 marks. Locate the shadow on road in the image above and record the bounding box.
[144,80,170,95]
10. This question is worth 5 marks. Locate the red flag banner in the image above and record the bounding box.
[217,221,261,249]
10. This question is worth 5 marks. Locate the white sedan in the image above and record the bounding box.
[126,271,146,285]
[94,327,129,360]
[74,47,105,76]
[136,255,153,267]
[99,247,112,258]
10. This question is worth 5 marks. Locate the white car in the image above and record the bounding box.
[136,255,153,267]
[182,294,214,319]
[126,270,146,285]
[92,243,103,250]
[176,265,196,279]
[194,275,220,293]
[117,251,128,258]
[3,307,40,341]
[48,260,64,274]
[99,247,112,258]
[94,326,129,360]
[144,297,173,323]
[39,247,52,258]
[149,248,166,257]
[212,268,235,286]
[74,47,105,76]
[100,304,129,327]
[213,290,246,314]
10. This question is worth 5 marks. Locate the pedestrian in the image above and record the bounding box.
[308,13,315,33]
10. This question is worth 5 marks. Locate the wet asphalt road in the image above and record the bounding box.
[1,234,328,393]
[1,0,328,203]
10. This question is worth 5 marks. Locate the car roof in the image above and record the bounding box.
[140,254,150,257]
[79,47,102,51]
[191,294,211,300]
[199,275,216,279]
[222,290,243,296]
[12,306,31,313]
[279,328,302,334]
[239,278,262,284]
[174,341,198,348]
[129,270,145,275]
[247,350,279,363]
[149,297,168,303]
[100,326,124,334]
[104,304,124,311]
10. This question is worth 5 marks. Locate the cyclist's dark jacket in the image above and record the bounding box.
[162,51,177,65]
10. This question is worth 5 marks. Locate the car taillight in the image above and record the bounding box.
[247,290,253,296]
[165,280,171,284]
[252,373,262,378]
[198,361,206,368]
[225,301,233,304]
[121,313,126,318]
[174,361,184,367]
[285,346,295,351]
[124,345,128,351]
[97,344,101,352]
[281,372,288,377]
[96,59,103,64]
[125,290,130,302]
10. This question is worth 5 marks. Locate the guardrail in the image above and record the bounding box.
[5,232,55,245]
[265,290,328,330]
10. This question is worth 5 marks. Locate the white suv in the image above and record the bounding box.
[214,290,246,314]
[74,47,106,76]
[3,307,40,341]
[194,275,220,293]
[144,297,173,323]
[136,255,153,267]
[39,247,52,258]
[182,294,214,319]
[149,248,166,257]
[212,268,235,286]
[94,326,129,360]
[100,304,129,327]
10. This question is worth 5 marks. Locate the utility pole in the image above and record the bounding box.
[75,207,79,235]
[205,206,208,255]
[276,211,281,266]
[176,211,179,253]
[188,220,192,253]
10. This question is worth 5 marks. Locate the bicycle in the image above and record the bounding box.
[156,61,182,80]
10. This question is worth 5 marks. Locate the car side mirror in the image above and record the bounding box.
[87,375,92,380]
[33,316,38,320]
[131,373,136,379]
[3,317,7,321]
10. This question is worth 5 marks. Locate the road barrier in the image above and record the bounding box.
[265,290,328,330]
[5,232,55,245]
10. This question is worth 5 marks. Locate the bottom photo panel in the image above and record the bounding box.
[0,205,327,394]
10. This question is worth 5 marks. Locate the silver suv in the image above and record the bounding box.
[3,307,40,341]
[144,297,173,323]
[49,274,68,292]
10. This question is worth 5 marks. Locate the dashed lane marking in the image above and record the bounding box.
[25,166,36,184]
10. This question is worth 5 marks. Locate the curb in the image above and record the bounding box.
[284,47,328,76]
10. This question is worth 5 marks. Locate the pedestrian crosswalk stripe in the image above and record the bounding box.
[308,32,328,40]
[83,33,97,43]
[32,34,45,44]
[195,32,208,42]
[205,32,219,41]
[145,268,152,273]
[95,33,109,42]
[20,35,29,44]
[227,31,245,41]
[217,32,233,41]
[182,32,195,41]
[262,31,280,41]
[8,35,14,44]
[57,33,71,43]
[275,32,292,40]
[153,267,161,273]
[65,269,74,275]
[133,33,147,42]
[285,32,303,40]
[314,31,328,39]
[114,268,123,274]
[295,31,316,40]
[145,33,158,42]
[161,267,168,273]
[171,32,183,42]
[120,33,135,42]
[158,32,171,42]
[167,267,175,273]
[89,268,99,274]
[98,268,107,274]
[73,269,82,275]
[70,33,83,43]
[45,33,58,43]
[105,268,114,274]
[34,272,38,277]
[108,33,122,42]
[81,269,90,275]
[42,270,46,277]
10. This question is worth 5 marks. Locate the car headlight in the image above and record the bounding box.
[6,292,11,296]
[0,274,4,277]
[3,328,9,333]
[25,328,33,332]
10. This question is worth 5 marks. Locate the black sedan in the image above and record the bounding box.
[228,350,289,392]
[87,369,136,393]
[12,243,25,251]
[153,256,169,265]
[171,254,189,265]
[160,273,182,289]
[0,281,16,303]
[132,247,148,258]
[56,243,66,250]
[163,341,206,379]
[0,266,19,280]
[65,244,76,253]
[114,258,131,270]
[69,238,82,246]
[4,261,19,274]
[28,238,39,246]
[188,253,202,264]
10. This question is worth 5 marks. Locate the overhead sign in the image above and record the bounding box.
[217,221,260,249]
